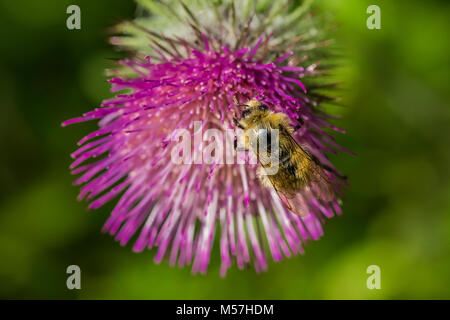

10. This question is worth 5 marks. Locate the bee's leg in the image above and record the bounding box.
[322,164,348,180]
[231,108,245,129]
[233,117,244,129]
[232,110,247,150]
[234,138,248,151]
[293,118,305,132]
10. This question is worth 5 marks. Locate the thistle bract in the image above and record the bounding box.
[63,0,349,276]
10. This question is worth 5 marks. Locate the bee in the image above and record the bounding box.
[232,98,336,217]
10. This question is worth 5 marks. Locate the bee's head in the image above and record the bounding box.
[234,98,269,120]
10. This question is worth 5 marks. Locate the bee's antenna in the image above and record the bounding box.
[233,96,249,108]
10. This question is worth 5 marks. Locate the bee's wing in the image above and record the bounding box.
[309,162,335,202]
[273,185,310,217]
[286,134,335,202]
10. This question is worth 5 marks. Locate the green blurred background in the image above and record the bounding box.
[0,0,449,299]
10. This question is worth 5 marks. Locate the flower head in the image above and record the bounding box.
[63,0,349,276]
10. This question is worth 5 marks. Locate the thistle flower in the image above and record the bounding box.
[63,0,349,276]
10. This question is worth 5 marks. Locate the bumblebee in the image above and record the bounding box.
[233,98,336,217]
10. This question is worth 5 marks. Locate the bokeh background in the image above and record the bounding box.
[1,0,449,299]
